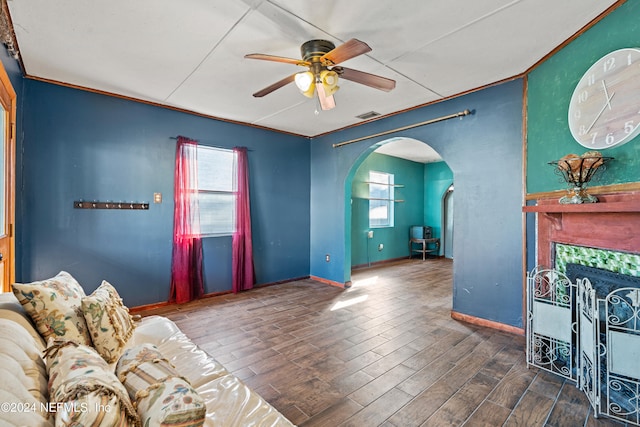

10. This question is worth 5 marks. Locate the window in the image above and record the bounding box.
[368,171,394,228]
[196,146,236,236]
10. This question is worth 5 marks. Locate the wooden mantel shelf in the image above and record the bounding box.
[527,188,640,268]
[523,201,640,213]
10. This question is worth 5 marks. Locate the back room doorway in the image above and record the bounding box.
[443,184,454,259]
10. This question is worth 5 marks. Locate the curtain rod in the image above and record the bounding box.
[170,136,198,141]
[332,109,472,148]
[170,137,253,151]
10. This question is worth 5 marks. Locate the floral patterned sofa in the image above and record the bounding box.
[0,272,295,426]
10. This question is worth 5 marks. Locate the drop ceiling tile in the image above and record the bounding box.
[269,0,518,63]
[389,0,619,97]
[9,0,250,101]
[165,3,324,126]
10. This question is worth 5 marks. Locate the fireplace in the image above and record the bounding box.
[524,190,640,425]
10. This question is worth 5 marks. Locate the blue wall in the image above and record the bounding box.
[311,80,524,327]
[423,161,453,253]
[17,80,310,307]
[350,152,424,266]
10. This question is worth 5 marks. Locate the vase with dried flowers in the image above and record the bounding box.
[548,151,613,204]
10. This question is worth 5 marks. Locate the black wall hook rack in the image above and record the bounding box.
[74,201,149,210]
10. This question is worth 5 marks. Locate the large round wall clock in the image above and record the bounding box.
[568,47,640,149]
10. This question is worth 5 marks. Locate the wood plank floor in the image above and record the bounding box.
[137,258,631,426]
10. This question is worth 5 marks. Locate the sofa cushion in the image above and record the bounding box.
[0,292,46,350]
[0,355,46,401]
[131,316,296,427]
[0,319,48,404]
[131,316,229,388]
[82,280,136,363]
[0,388,52,426]
[195,373,294,427]
[12,271,91,345]
[0,354,52,426]
[116,343,206,427]
[45,340,139,427]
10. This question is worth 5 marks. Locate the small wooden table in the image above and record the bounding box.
[409,238,440,260]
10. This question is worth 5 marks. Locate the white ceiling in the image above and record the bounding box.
[375,138,443,164]
[7,0,618,150]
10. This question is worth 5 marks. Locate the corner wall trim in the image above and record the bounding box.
[310,275,346,289]
[130,276,311,313]
[451,310,524,336]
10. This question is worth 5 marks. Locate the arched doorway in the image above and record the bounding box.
[346,137,453,276]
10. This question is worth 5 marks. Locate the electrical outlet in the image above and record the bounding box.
[367,230,374,238]
[153,192,162,203]
[378,243,384,251]
[325,254,330,262]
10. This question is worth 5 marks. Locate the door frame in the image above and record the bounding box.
[441,183,454,259]
[0,59,16,291]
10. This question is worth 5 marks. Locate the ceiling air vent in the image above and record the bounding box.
[356,111,380,120]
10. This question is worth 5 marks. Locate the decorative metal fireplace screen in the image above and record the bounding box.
[526,266,578,381]
[527,265,640,425]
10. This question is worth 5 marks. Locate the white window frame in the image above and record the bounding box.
[368,170,394,228]
[196,146,237,237]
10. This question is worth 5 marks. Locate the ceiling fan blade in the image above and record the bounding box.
[245,53,310,67]
[316,84,336,110]
[335,67,396,92]
[321,38,371,65]
[252,73,297,97]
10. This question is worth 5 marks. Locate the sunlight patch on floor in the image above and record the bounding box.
[349,275,379,289]
[331,294,368,311]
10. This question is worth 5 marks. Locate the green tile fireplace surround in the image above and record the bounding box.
[555,243,640,278]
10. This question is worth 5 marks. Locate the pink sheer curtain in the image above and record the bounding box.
[232,146,255,293]
[169,136,204,303]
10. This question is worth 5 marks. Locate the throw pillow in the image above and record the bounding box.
[116,343,206,426]
[45,340,139,427]
[12,271,91,345]
[81,280,136,363]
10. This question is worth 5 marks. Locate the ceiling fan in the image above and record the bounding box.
[245,39,396,111]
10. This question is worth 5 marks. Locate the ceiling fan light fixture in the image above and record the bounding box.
[302,84,316,98]
[246,38,395,107]
[320,70,339,96]
[295,71,314,92]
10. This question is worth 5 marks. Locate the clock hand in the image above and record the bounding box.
[602,80,612,110]
[585,91,615,134]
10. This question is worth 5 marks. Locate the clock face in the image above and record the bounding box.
[568,48,640,149]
